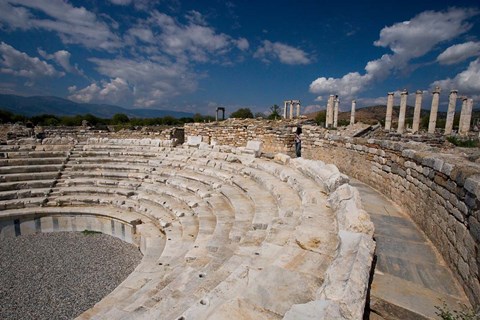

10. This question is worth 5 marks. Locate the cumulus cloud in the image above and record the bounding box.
[69,77,130,104]
[309,7,478,100]
[38,48,84,75]
[69,57,198,107]
[128,10,247,63]
[0,0,121,50]
[437,41,480,65]
[254,40,311,65]
[0,42,63,78]
[432,58,480,96]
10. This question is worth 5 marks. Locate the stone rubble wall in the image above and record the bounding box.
[184,119,300,155]
[301,124,480,305]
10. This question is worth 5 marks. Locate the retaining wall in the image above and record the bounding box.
[301,124,480,305]
[184,119,300,155]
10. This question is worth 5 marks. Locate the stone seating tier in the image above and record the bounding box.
[0,137,374,320]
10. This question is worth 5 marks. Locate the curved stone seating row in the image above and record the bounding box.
[0,141,73,211]
[0,137,375,319]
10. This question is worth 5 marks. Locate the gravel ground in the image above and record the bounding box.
[0,232,143,320]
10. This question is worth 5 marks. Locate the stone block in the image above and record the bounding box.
[317,231,375,320]
[186,135,202,146]
[284,300,342,320]
[246,140,262,157]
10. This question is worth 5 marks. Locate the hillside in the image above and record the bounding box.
[0,94,194,119]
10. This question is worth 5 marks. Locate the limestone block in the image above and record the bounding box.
[464,174,480,199]
[328,184,375,236]
[186,135,202,146]
[291,158,349,193]
[284,300,342,320]
[317,231,375,320]
[246,140,262,157]
[244,265,320,315]
[274,153,290,165]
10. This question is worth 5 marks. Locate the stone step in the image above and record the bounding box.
[0,164,64,174]
[0,196,47,210]
[0,157,66,166]
[370,272,468,320]
[0,188,51,201]
[2,150,69,158]
[0,180,54,192]
[0,171,59,182]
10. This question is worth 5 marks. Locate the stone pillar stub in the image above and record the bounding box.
[327,95,335,128]
[289,101,294,119]
[428,86,441,134]
[444,90,458,135]
[459,98,473,136]
[333,96,339,128]
[385,92,394,131]
[350,99,356,125]
[397,90,408,134]
[412,90,423,133]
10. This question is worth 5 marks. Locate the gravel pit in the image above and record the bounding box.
[0,231,142,320]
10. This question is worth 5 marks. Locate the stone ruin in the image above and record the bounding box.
[0,117,478,319]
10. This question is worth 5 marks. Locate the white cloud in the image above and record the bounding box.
[123,10,247,64]
[254,40,311,65]
[437,41,480,65]
[0,0,121,50]
[70,57,198,107]
[303,104,324,114]
[38,49,84,75]
[235,38,249,51]
[69,77,130,104]
[108,0,132,5]
[309,8,478,100]
[374,8,477,60]
[432,58,480,97]
[0,42,63,78]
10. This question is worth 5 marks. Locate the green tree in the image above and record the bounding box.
[267,104,281,120]
[112,113,130,124]
[230,108,253,119]
[315,111,326,126]
[255,112,265,118]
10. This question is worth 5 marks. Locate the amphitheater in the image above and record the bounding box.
[0,119,478,319]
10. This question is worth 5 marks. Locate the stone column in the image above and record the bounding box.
[459,98,473,136]
[428,86,441,134]
[296,101,300,118]
[444,90,458,135]
[385,92,394,131]
[289,101,294,119]
[412,90,423,133]
[397,89,408,134]
[283,101,287,119]
[350,99,356,125]
[327,95,335,128]
[333,96,339,127]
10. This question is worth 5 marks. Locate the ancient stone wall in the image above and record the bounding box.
[301,124,480,305]
[184,119,299,155]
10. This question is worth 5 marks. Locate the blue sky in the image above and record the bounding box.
[0,0,479,116]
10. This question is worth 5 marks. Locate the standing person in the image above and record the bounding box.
[295,126,302,157]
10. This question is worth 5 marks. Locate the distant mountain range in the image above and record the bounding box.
[0,94,194,119]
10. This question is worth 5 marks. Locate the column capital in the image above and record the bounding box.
[352,99,356,103]
[401,89,408,95]
[432,86,441,94]
[450,89,458,94]
[416,90,423,94]
[387,92,394,96]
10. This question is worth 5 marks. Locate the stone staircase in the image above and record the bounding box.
[0,136,375,319]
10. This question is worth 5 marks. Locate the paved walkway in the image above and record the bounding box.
[350,179,471,320]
